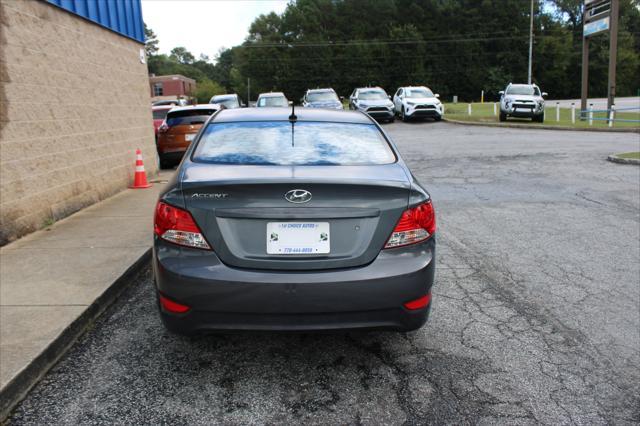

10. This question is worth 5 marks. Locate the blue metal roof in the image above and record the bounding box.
[46,0,145,43]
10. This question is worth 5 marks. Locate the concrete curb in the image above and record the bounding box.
[443,117,640,133]
[607,155,640,165]
[0,249,152,421]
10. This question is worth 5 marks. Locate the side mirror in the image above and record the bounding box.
[499,91,504,96]
[542,92,548,97]
[435,94,440,98]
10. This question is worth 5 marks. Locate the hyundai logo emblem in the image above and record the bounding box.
[285,189,312,204]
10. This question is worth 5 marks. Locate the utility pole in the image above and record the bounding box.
[607,0,619,111]
[580,31,589,115]
[527,0,534,84]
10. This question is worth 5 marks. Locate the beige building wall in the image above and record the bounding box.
[0,0,158,245]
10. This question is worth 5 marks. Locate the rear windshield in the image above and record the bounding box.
[166,109,216,126]
[152,109,169,120]
[258,96,288,107]
[193,122,396,165]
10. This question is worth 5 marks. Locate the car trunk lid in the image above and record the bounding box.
[182,163,410,270]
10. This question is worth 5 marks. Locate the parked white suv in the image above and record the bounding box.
[499,83,547,122]
[393,86,443,122]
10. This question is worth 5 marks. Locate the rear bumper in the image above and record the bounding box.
[153,237,436,333]
[158,150,186,161]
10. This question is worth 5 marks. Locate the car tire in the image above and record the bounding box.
[534,114,544,123]
[499,111,507,122]
[388,117,395,123]
[434,115,442,122]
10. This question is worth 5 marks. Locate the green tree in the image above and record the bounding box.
[170,47,196,65]
[144,23,159,58]
[195,79,225,103]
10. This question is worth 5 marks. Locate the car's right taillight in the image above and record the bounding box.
[154,202,211,250]
[384,200,436,249]
[158,122,169,133]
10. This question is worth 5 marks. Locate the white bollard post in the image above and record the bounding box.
[571,103,575,124]
[588,104,593,126]
[468,103,472,115]
[493,102,497,116]
[556,102,560,122]
[609,104,615,128]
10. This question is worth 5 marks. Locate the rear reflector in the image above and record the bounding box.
[385,200,436,248]
[403,292,432,310]
[159,293,190,314]
[154,201,211,249]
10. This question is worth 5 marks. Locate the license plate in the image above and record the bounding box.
[185,134,196,142]
[267,222,329,255]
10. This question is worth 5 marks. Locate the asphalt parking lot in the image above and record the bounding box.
[9,122,640,425]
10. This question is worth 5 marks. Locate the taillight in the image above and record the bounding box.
[403,292,432,310]
[384,200,436,249]
[158,122,169,133]
[159,293,190,313]
[154,202,211,249]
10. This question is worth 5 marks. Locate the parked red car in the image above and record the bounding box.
[152,106,173,140]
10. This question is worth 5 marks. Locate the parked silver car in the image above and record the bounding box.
[499,83,547,122]
[393,86,443,122]
[349,87,395,123]
[256,92,289,107]
[302,88,343,110]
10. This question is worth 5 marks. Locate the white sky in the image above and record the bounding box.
[141,0,289,61]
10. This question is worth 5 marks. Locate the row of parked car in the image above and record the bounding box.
[203,86,445,123]
[152,82,549,169]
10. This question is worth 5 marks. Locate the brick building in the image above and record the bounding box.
[149,74,196,103]
[0,0,157,245]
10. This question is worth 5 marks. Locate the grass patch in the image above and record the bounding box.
[444,102,640,129]
[615,152,640,159]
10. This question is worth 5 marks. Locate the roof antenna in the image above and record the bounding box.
[288,101,296,147]
[288,102,297,122]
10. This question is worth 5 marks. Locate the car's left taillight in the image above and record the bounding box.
[154,202,211,250]
[384,200,436,249]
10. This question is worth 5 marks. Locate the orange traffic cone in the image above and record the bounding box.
[129,149,152,189]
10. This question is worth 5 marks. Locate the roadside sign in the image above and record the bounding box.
[584,16,610,37]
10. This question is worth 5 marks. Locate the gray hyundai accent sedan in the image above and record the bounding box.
[153,107,436,334]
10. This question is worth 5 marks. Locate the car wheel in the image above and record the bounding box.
[434,115,442,122]
[534,114,544,123]
[388,117,395,123]
[499,112,507,122]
